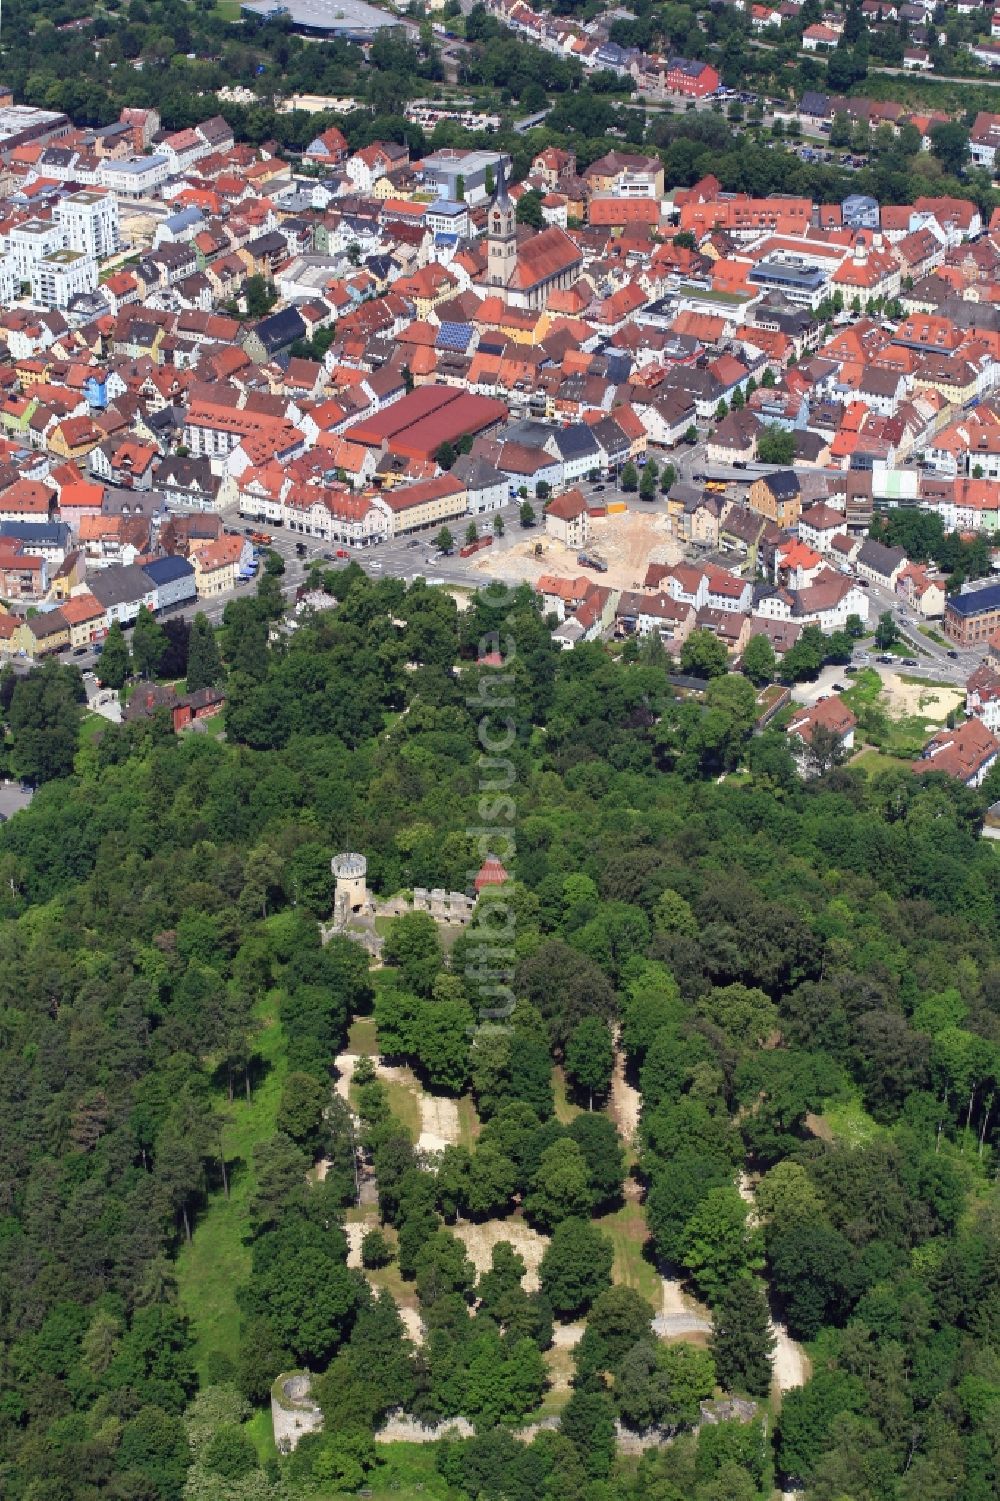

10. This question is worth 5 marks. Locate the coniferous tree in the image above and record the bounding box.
[186,614,223,691]
[99,621,131,690]
[710,1278,776,1397]
[131,606,168,679]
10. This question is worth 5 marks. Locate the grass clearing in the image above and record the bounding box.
[536,1341,577,1418]
[213,0,244,18]
[366,1442,451,1500]
[899,674,953,690]
[841,668,883,710]
[552,1066,583,1125]
[348,1014,378,1054]
[456,1093,481,1148]
[821,1093,883,1148]
[596,1202,661,1308]
[175,990,288,1384]
[850,747,903,774]
[78,710,107,746]
[366,1255,419,1315]
[880,714,936,758]
[352,1071,422,1142]
[245,1406,279,1466]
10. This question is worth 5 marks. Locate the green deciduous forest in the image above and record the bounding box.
[1,567,999,1501]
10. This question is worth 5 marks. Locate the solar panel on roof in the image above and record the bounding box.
[436,321,472,352]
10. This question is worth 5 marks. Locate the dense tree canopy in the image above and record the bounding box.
[0,562,998,1499]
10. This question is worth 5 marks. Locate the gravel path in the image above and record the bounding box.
[771,1319,810,1394]
[654,1277,713,1338]
[418,1093,460,1153]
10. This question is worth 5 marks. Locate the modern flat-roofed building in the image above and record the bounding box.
[748,254,829,309]
[240,0,403,40]
[0,104,70,156]
[8,219,65,281]
[98,154,170,196]
[55,189,121,261]
[32,249,97,309]
[420,148,512,205]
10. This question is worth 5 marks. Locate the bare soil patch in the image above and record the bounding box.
[333,1052,461,1152]
[345,1221,369,1270]
[474,510,682,593]
[454,1217,550,1293]
[418,1093,461,1153]
[880,670,962,720]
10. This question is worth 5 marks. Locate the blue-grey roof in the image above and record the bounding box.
[668,55,709,77]
[249,306,307,353]
[0,520,69,547]
[106,154,167,174]
[553,424,600,460]
[762,469,800,498]
[947,582,1000,617]
[142,555,195,585]
[605,353,632,385]
[164,207,203,233]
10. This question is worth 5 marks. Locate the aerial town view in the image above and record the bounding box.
[3,0,1000,1498]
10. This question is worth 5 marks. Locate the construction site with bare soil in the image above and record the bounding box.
[472,509,684,593]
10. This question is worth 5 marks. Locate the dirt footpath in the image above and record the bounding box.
[474,510,682,593]
[609,1035,641,1145]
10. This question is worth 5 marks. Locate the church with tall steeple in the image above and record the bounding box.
[483,157,582,312]
[487,157,517,289]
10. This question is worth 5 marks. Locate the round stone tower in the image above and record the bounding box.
[332,851,368,917]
